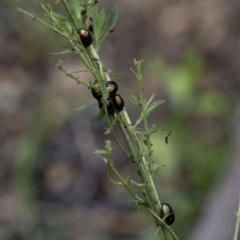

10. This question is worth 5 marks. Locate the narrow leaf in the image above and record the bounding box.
[75,104,96,112]
[108,7,118,31]
[131,95,139,105]
[94,150,107,155]
[47,49,73,55]
[92,108,105,122]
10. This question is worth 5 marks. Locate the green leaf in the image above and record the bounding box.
[69,0,81,20]
[93,7,108,45]
[110,72,123,79]
[62,0,80,29]
[41,3,52,16]
[104,127,111,135]
[91,6,118,50]
[94,150,107,155]
[145,99,165,116]
[48,49,73,55]
[144,95,165,117]
[134,95,165,126]
[75,104,96,112]
[144,94,155,109]
[131,95,139,105]
[108,7,118,31]
[92,108,105,122]
[132,58,144,83]
[50,11,67,20]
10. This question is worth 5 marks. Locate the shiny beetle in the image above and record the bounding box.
[91,81,102,100]
[80,7,94,32]
[112,94,124,112]
[78,28,92,47]
[106,81,118,96]
[98,98,115,115]
[160,203,175,225]
[84,17,94,33]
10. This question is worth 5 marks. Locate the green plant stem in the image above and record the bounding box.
[17,4,179,239]
[57,63,90,87]
[87,44,162,219]
[146,207,179,240]
[233,193,240,240]
[87,47,172,239]
[16,7,71,39]
[62,0,80,29]
[106,152,144,205]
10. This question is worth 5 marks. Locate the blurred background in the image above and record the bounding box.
[1,0,240,239]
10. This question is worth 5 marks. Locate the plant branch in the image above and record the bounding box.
[17,2,179,239]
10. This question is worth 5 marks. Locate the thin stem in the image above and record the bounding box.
[146,207,179,240]
[57,63,90,87]
[233,192,240,240]
[17,3,179,239]
[108,158,144,205]
[109,123,132,159]
[89,44,163,234]
[16,7,72,40]
[61,0,79,29]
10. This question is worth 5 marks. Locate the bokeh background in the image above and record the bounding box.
[1,0,240,239]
